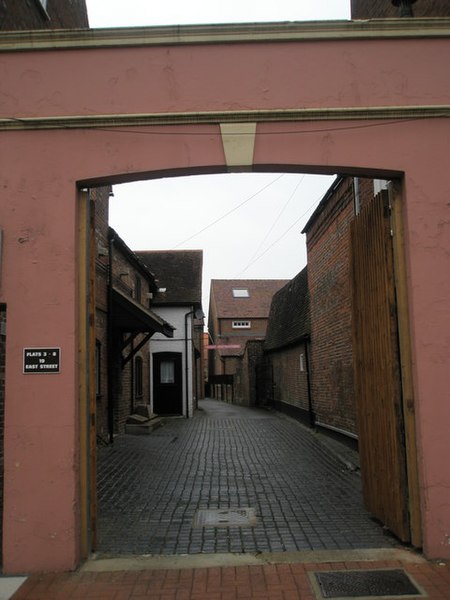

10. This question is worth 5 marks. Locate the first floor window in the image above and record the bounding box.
[232,320,251,329]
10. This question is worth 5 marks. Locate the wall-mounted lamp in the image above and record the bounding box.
[193,309,205,320]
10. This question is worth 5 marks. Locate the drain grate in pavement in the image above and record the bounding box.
[312,569,424,598]
[193,508,257,528]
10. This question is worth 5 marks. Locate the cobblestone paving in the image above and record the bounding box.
[96,399,397,556]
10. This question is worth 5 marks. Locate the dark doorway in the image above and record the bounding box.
[153,352,183,415]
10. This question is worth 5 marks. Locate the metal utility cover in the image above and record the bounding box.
[312,569,424,599]
[193,508,257,528]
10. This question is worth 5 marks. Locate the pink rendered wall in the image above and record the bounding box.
[0,26,449,571]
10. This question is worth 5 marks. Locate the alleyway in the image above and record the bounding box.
[96,399,396,556]
[12,399,450,600]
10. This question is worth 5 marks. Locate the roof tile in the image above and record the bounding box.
[210,279,289,318]
[137,250,203,306]
[264,267,310,351]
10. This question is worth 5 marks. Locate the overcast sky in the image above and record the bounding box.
[85,1,351,309]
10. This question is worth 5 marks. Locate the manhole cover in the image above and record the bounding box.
[193,508,257,528]
[312,569,424,598]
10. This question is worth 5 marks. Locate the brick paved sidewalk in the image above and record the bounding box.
[9,400,450,598]
[12,552,450,599]
[95,399,396,556]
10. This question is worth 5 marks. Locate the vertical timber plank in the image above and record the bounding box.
[390,182,422,548]
[351,192,410,542]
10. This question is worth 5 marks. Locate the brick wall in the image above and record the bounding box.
[305,178,357,435]
[234,340,265,407]
[269,344,311,422]
[219,318,268,337]
[0,0,89,30]
[351,0,450,18]
[94,187,153,437]
[211,317,269,379]
[93,188,110,440]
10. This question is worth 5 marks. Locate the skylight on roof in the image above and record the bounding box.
[232,288,249,298]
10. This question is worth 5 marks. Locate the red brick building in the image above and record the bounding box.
[299,0,450,443]
[301,177,376,437]
[263,268,312,422]
[233,339,266,407]
[208,279,288,402]
[93,189,174,439]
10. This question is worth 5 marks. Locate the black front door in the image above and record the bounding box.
[153,352,183,415]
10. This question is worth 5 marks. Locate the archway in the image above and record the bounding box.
[0,19,449,572]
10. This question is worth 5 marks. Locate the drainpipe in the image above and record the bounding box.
[353,177,361,216]
[107,231,115,443]
[184,308,205,418]
[304,339,315,428]
[184,309,193,419]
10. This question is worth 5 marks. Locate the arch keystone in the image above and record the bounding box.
[220,123,256,169]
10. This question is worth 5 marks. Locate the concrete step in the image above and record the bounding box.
[125,416,165,435]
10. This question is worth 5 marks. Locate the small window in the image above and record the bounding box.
[160,360,175,384]
[232,288,249,298]
[232,321,251,329]
[299,353,305,372]
[135,356,143,398]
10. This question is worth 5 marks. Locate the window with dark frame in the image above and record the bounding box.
[232,320,251,329]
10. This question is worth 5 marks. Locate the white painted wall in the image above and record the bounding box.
[149,306,195,417]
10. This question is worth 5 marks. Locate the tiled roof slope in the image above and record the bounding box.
[210,279,289,318]
[264,267,310,351]
[137,250,203,306]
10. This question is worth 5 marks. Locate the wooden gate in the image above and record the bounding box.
[351,190,419,544]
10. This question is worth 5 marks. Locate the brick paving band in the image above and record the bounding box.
[13,558,450,599]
